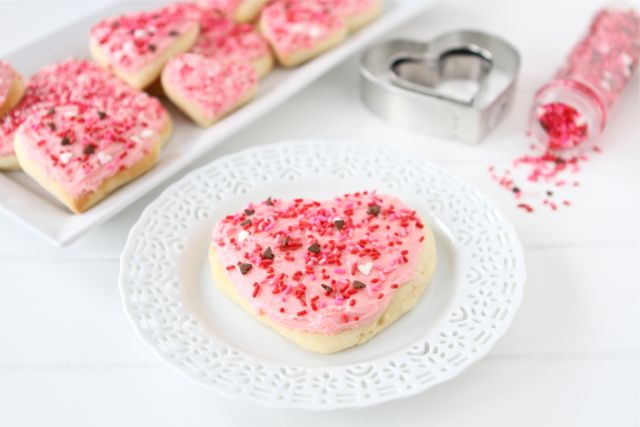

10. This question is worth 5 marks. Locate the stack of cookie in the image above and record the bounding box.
[0,0,381,213]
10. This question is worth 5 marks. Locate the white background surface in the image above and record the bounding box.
[0,0,638,425]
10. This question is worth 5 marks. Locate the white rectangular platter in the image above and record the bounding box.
[0,0,431,247]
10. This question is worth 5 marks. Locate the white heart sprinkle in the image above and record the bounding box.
[333,216,343,222]
[237,230,249,242]
[59,152,73,164]
[140,129,155,139]
[358,262,373,276]
[133,29,147,39]
[97,152,112,165]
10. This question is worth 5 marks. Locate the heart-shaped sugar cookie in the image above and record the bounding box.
[191,11,273,78]
[90,3,200,89]
[259,0,348,67]
[14,103,165,213]
[161,53,257,127]
[209,191,437,353]
[0,59,170,173]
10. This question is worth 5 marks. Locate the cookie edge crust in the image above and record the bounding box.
[209,221,437,353]
[13,114,172,213]
[0,74,26,171]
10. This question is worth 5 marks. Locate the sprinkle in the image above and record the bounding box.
[252,283,260,297]
[98,111,107,120]
[307,242,321,254]
[239,263,252,275]
[237,230,249,242]
[334,218,345,230]
[240,219,252,227]
[261,246,275,260]
[352,280,366,289]
[140,129,154,138]
[265,196,273,206]
[59,152,72,164]
[321,284,332,293]
[225,265,235,271]
[244,208,255,216]
[97,152,112,165]
[83,144,96,155]
[367,204,381,216]
[357,262,373,276]
[60,136,71,146]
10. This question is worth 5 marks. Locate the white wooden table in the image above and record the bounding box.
[0,1,638,425]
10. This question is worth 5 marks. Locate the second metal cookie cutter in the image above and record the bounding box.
[360,30,521,143]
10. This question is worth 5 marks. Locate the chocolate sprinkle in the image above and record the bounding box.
[60,136,70,146]
[98,111,107,120]
[321,284,332,293]
[334,219,345,230]
[367,204,381,216]
[262,247,275,260]
[244,208,255,216]
[240,219,252,227]
[546,190,554,197]
[47,107,56,115]
[307,242,321,254]
[48,123,57,131]
[512,186,521,193]
[169,30,179,37]
[238,263,252,275]
[83,144,96,155]
[265,197,273,206]
[281,235,289,248]
[148,43,156,52]
[352,280,367,289]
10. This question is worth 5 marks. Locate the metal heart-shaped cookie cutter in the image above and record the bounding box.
[360,30,521,143]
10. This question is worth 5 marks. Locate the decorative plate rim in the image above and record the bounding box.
[119,139,526,410]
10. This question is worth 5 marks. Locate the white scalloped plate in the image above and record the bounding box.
[119,140,526,409]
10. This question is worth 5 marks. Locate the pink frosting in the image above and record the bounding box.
[319,0,378,19]
[195,0,243,16]
[163,53,256,119]
[0,59,168,158]
[17,103,159,197]
[260,0,346,55]
[90,3,199,73]
[211,192,428,335]
[0,61,17,108]
[191,11,269,65]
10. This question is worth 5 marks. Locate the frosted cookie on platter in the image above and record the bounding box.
[191,11,273,79]
[14,103,169,213]
[0,62,25,169]
[90,3,200,89]
[161,53,257,127]
[259,0,348,67]
[0,59,170,171]
[319,0,381,32]
[195,0,269,23]
[209,192,437,353]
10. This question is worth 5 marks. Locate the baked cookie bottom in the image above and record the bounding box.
[13,116,172,213]
[209,224,437,353]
